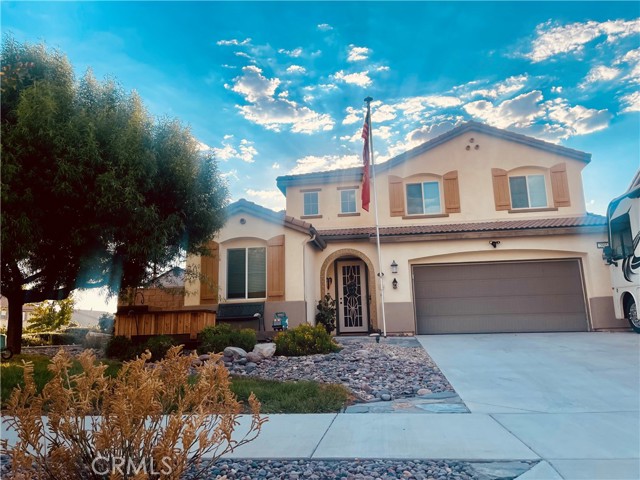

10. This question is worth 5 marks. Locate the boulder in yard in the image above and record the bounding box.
[253,343,276,358]
[223,346,248,359]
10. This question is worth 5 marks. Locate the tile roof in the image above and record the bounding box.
[226,199,326,249]
[315,214,607,239]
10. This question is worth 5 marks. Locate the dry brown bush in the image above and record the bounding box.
[1,346,265,479]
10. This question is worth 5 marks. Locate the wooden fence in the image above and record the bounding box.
[114,309,216,340]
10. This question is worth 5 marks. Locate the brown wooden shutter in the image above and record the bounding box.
[492,168,511,211]
[267,235,285,301]
[200,241,219,303]
[550,163,571,207]
[443,170,461,213]
[388,175,405,217]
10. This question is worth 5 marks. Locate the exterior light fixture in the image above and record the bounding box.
[390,260,398,274]
[392,278,398,289]
[489,240,501,248]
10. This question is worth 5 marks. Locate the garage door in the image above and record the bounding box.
[414,260,588,334]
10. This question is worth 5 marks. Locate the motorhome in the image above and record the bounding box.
[604,169,640,333]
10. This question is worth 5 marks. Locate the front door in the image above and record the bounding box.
[337,260,369,333]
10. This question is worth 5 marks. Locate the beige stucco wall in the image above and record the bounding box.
[184,212,311,306]
[310,229,621,333]
[285,132,588,229]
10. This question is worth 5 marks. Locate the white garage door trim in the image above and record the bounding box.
[412,258,590,334]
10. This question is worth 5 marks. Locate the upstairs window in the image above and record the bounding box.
[406,181,441,215]
[340,189,357,214]
[227,247,266,299]
[509,174,547,209]
[303,191,319,216]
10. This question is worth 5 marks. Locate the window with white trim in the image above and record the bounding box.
[340,189,357,213]
[227,247,266,299]
[303,191,319,216]
[509,174,547,209]
[406,181,441,215]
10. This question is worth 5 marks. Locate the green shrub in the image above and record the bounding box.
[105,335,136,361]
[198,323,257,353]
[274,324,341,356]
[143,335,176,361]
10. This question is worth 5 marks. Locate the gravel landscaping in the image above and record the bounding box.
[225,337,455,403]
[183,458,537,480]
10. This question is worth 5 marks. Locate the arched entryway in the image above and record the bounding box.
[320,249,378,334]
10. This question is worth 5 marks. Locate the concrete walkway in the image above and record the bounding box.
[2,333,638,479]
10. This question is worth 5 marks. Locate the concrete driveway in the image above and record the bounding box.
[417,333,640,480]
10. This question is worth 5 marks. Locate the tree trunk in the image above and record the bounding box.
[6,293,24,355]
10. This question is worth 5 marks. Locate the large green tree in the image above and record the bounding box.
[1,37,229,353]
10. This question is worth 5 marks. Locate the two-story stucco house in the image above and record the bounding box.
[185,121,625,335]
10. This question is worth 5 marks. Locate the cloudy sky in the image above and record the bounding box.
[3,1,639,310]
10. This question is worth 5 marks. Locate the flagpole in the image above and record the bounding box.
[364,96,387,338]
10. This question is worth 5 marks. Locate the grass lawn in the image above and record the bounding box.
[1,355,352,413]
[1,354,121,407]
[231,376,352,413]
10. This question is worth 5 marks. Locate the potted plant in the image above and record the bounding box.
[315,293,337,334]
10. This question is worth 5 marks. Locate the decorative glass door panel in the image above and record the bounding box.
[337,261,369,333]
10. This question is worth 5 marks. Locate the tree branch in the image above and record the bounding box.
[24,287,73,304]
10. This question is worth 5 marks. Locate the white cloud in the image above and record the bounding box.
[376,66,390,72]
[582,65,621,86]
[221,169,239,182]
[621,91,640,112]
[271,162,281,169]
[227,66,334,134]
[467,75,529,99]
[317,23,333,31]
[278,47,303,57]
[407,121,459,145]
[333,70,372,87]
[525,19,640,62]
[228,65,280,102]
[545,98,612,136]
[195,139,212,151]
[245,189,286,211]
[371,102,397,123]
[343,102,396,126]
[394,95,462,120]
[217,38,251,46]
[234,52,253,60]
[464,90,545,128]
[342,107,362,125]
[551,86,563,94]
[616,48,640,83]
[347,45,371,62]
[289,154,361,175]
[212,137,258,163]
[286,65,307,75]
[238,99,334,134]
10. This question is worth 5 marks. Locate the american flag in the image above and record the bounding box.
[361,110,371,212]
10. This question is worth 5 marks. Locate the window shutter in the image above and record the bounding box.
[200,241,219,303]
[550,163,571,207]
[443,170,461,213]
[267,235,285,301]
[492,168,511,211]
[388,175,405,217]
